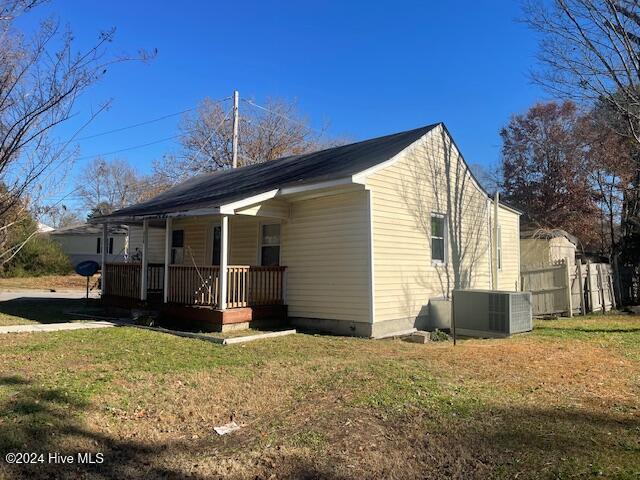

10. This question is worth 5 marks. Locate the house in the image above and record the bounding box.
[36,221,54,233]
[520,228,578,269]
[90,124,521,337]
[48,223,129,267]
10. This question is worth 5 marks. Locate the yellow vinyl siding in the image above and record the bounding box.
[366,125,493,325]
[128,215,266,267]
[128,226,165,263]
[281,191,370,323]
[173,216,261,266]
[229,216,259,264]
[172,218,209,265]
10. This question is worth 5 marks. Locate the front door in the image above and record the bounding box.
[212,225,221,265]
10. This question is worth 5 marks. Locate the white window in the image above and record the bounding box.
[431,214,446,264]
[497,225,502,270]
[260,224,280,266]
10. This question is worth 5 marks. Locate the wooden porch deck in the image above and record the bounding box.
[102,262,288,330]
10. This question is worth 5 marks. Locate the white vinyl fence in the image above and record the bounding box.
[521,260,615,317]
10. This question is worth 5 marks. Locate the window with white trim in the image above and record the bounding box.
[431,214,446,263]
[260,224,280,266]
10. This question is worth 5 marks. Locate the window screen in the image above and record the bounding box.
[431,215,446,263]
[260,224,280,266]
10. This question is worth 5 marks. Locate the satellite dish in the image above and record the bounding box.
[75,260,100,277]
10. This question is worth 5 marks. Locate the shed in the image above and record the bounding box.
[520,228,578,268]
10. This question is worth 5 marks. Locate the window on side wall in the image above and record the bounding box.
[96,237,101,254]
[108,237,114,255]
[171,229,184,264]
[431,214,446,264]
[260,224,280,266]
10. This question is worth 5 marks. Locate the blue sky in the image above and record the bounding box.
[18,1,547,209]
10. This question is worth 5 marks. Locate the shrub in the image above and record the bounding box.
[2,217,73,277]
[430,329,450,342]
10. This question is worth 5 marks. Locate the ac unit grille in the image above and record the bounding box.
[509,293,533,334]
[453,290,533,337]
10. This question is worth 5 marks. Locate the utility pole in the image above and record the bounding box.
[231,90,239,168]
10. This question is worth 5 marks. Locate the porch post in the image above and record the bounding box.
[219,215,229,310]
[163,217,172,303]
[140,219,149,301]
[101,223,108,296]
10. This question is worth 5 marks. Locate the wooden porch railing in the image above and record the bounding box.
[103,262,140,299]
[244,266,287,307]
[147,263,165,294]
[168,265,286,308]
[168,265,220,306]
[106,263,286,308]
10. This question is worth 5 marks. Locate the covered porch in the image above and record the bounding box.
[98,202,289,330]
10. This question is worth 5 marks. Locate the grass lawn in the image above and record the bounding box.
[0,299,107,326]
[0,274,97,291]
[0,307,638,479]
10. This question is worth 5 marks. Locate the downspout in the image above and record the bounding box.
[493,191,500,291]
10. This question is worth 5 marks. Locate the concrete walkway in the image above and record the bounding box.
[0,321,115,335]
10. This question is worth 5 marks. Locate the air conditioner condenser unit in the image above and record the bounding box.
[452,289,533,338]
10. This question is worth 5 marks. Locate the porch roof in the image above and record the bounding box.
[92,124,438,222]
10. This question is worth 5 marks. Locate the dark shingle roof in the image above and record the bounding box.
[49,223,128,236]
[97,124,439,220]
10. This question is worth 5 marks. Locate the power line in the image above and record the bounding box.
[241,98,325,134]
[189,109,233,175]
[75,108,195,141]
[75,96,230,141]
[74,134,181,162]
[73,97,232,162]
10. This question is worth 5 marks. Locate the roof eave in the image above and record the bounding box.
[91,178,366,223]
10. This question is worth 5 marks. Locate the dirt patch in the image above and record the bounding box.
[0,274,97,291]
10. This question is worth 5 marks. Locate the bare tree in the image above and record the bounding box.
[578,109,638,252]
[76,157,151,216]
[41,205,82,228]
[0,1,153,263]
[524,0,640,143]
[153,97,337,184]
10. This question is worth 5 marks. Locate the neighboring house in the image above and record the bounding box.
[91,124,521,337]
[37,221,54,233]
[520,228,578,269]
[48,224,128,267]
